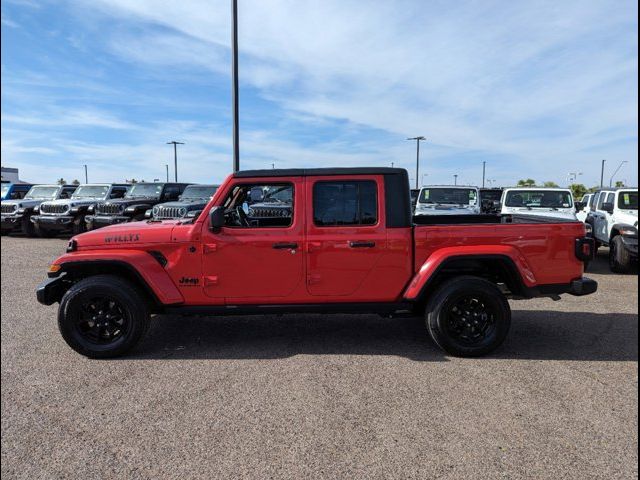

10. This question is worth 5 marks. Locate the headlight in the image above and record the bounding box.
[619,226,638,236]
[152,206,159,216]
[178,207,188,217]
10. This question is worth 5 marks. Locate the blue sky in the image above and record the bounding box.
[1,0,637,187]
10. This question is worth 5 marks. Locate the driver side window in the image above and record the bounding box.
[222,183,294,228]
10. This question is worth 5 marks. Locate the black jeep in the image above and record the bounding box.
[86,182,190,230]
[148,184,219,220]
[1,184,78,237]
[31,184,130,237]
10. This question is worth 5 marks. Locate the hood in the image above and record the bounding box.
[415,204,480,215]
[502,207,577,220]
[98,197,159,208]
[156,198,208,209]
[74,219,182,248]
[45,197,104,208]
[2,198,46,209]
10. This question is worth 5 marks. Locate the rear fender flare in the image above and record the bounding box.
[403,245,536,301]
[52,250,184,306]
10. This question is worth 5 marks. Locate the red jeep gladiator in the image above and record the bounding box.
[36,168,597,358]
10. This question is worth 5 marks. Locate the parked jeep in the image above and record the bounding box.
[1,182,34,201]
[86,182,190,230]
[148,184,219,220]
[587,188,638,272]
[414,186,480,216]
[31,184,130,237]
[1,184,78,237]
[500,188,577,221]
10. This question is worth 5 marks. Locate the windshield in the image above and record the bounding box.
[262,186,293,203]
[1,184,10,198]
[24,186,61,200]
[618,191,638,210]
[480,190,502,201]
[72,185,110,199]
[125,183,163,199]
[505,190,573,209]
[182,185,218,200]
[419,188,477,206]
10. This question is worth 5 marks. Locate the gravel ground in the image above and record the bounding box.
[1,235,637,479]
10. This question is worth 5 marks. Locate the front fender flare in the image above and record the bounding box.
[403,245,537,301]
[51,250,184,305]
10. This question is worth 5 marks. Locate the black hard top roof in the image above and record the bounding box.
[234,167,407,178]
[592,187,638,192]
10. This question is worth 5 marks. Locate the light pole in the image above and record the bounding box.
[600,159,606,188]
[609,161,627,187]
[482,161,486,188]
[83,164,88,184]
[231,0,240,173]
[166,141,184,182]
[407,136,426,190]
[453,174,458,186]
[165,164,169,182]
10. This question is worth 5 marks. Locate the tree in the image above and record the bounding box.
[57,178,66,185]
[71,179,80,185]
[615,180,626,188]
[569,183,588,200]
[543,181,559,188]
[588,185,600,193]
[517,179,536,187]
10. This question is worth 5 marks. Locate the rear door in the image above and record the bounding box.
[305,176,387,299]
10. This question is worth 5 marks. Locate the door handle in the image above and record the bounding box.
[349,241,376,248]
[272,242,298,250]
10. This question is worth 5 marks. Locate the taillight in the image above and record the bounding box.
[575,237,594,261]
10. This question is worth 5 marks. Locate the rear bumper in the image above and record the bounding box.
[526,277,598,298]
[31,215,75,230]
[85,215,130,229]
[36,274,68,305]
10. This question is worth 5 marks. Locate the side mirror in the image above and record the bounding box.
[209,206,225,231]
[602,202,614,214]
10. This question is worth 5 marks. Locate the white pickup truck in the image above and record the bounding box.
[587,188,638,272]
[414,186,480,216]
[500,187,577,221]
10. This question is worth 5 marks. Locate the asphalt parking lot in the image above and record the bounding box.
[1,235,637,479]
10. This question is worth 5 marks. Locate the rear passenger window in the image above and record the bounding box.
[313,181,377,226]
[597,192,607,210]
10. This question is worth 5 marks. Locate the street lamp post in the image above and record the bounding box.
[231,0,240,173]
[600,159,606,188]
[166,141,184,182]
[609,161,628,187]
[482,161,486,188]
[83,164,88,184]
[454,174,458,186]
[165,164,169,182]
[407,136,426,190]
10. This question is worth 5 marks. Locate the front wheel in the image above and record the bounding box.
[58,275,150,358]
[609,235,633,273]
[425,276,511,357]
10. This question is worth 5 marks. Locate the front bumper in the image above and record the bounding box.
[31,215,75,230]
[1,214,25,230]
[36,274,68,305]
[85,215,131,229]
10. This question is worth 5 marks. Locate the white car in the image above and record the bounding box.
[576,193,594,223]
[587,188,638,272]
[414,186,480,216]
[500,188,577,220]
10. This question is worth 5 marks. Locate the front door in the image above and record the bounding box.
[305,176,387,299]
[201,178,304,302]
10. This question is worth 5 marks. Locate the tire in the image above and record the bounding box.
[609,235,633,273]
[34,223,56,238]
[21,215,36,237]
[425,276,511,357]
[72,215,86,235]
[58,275,150,358]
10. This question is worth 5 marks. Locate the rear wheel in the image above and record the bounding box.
[609,235,633,273]
[425,276,511,357]
[58,275,150,358]
[21,215,36,237]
